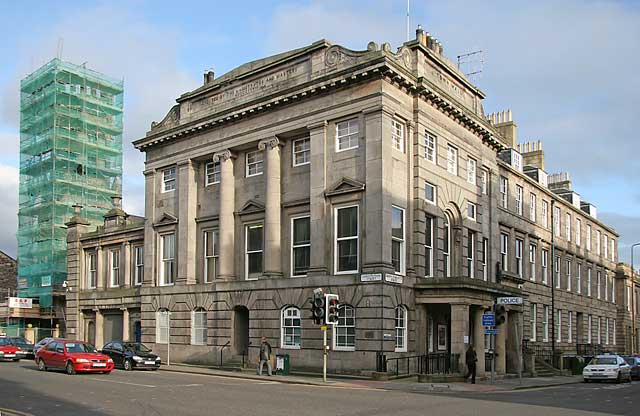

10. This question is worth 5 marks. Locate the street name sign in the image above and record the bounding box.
[485,329,499,335]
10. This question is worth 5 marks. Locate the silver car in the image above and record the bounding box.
[583,354,632,383]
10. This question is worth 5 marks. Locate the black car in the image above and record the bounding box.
[624,356,640,380]
[9,337,35,358]
[101,342,161,371]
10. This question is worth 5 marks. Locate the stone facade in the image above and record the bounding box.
[66,29,631,376]
[0,251,17,295]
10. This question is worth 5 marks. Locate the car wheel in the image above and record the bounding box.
[124,359,133,371]
[616,372,621,384]
[65,362,76,375]
[37,359,47,371]
[584,379,590,383]
[13,359,20,362]
[103,371,111,375]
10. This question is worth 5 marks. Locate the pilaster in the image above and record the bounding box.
[177,160,198,284]
[123,242,131,288]
[143,169,157,286]
[214,150,236,280]
[259,137,283,278]
[307,121,328,276]
[451,303,470,373]
[96,246,104,289]
[95,310,104,349]
[474,307,486,377]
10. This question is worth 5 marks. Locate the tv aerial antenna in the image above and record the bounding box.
[457,50,484,83]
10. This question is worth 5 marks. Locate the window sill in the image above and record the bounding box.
[394,348,407,353]
[335,270,358,276]
[246,172,263,178]
[280,345,301,350]
[292,162,310,168]
[159,283,175,287]
[335,146,359,154]
[333,347,356,352]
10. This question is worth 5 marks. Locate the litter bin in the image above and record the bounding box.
[276,354,290,375]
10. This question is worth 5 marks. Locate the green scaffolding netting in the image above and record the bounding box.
[17,59,124,307]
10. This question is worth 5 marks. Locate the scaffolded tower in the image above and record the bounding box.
[18,59,123,312]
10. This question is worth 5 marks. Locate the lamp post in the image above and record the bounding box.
[632,243,640,354]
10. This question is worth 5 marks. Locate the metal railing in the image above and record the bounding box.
[219,341,230,367]
[576,343,604,357]
[385,353,460,377]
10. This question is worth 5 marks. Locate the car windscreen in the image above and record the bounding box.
[123,343,151,353]
[65,343,97,353]
[9,338,29,346]
[590,357,617,365]
[0,338,12,346]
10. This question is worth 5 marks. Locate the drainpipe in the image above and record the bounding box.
[551,200,556,360]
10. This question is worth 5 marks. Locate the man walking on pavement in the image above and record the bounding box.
[466,345,477,384]
[258,336,272,376]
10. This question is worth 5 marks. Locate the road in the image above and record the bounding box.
[0,360,635,416]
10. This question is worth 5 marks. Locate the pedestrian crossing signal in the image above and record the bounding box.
[311,291,326,325]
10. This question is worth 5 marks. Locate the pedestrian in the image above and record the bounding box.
[258,336,272,376]
[465,345,477,384]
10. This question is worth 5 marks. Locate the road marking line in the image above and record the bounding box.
[175,383,204,387]
[87,378,156,388]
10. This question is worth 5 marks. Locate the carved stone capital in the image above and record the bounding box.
[257,137,281,151]
[212,149,234,163]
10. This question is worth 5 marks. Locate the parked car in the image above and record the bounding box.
[101,341,161,371]
[583,354,632,383]
[0,337,24,361]
[34,337,55,355]
[8,337,35,358]
[623,356,640,380]
[35,339,114,375]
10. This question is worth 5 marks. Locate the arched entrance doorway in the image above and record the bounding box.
[86,321,96,346]
[233,306,250,355]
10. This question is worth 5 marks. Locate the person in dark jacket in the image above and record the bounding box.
[258,336,272,376]
[465,345,478,384]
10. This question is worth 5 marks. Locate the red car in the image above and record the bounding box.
[36,339,114,375]
[0,337,23,361]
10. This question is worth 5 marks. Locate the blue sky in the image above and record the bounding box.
[0,0,639,264]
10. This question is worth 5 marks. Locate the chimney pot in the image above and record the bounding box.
[72,204,83,215]
[111,195,122,209]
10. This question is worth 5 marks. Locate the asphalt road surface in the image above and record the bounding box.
[0,361,634,416]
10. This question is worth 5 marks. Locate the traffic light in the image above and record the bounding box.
[311,290,325,325]
[325,294,339,325]
[494,304,507,326]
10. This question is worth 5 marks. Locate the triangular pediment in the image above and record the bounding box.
[237,200,265,216]
[154,212,178,226]
[325,177,365,197]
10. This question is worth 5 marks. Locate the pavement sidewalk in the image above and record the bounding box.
[159,363,583,393]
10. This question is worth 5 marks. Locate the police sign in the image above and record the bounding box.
[497,297,523,305]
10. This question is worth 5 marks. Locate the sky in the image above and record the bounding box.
[0,0,638,265]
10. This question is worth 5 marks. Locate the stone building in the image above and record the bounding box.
[0,250,17,294]
[66,29,628,376]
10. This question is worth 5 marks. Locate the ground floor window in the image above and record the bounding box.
[156,309,169,344]
[191,308,207,345]
[281,306,302,348]
[333,305,356,350]
[395,305,408,352]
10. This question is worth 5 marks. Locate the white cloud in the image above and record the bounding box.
[0,164,18,258]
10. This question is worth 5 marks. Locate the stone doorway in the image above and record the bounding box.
[233,306,250,355]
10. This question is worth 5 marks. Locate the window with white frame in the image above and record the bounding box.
[543,305,549,342]
[191,308,207,345]
[335,206,358,273]
[162,167,176,192]
[424,130,436,163]
[444,215,452,276]
[556,309,562,343]
[291,216,310,277]
[604,234,609,259]
[86,251,97,289]
[587,267,592,297]
[515,238,523,278]
[109,249,120,287]
[292,137,310,166]
[529,244,536,282]
[597,271,602,299]
[515,185,523,215]
[499,176,508,208]
[281,306,301,348]
[576,218,581,246]
[245,224,264,279]
[391,119,405,152]
[446,145,458,175]
[596,230,601,255]
[542,200,549,228]
[205,161,221,185]
[134,245,144,286]
[555,256,561,289]
[566,213,571,242]
[425,181,436,204]
[467,202,476,221]
[628,286,632,312]
[481,169,488,195]
[425,216,434,277]
[605,318,610,345]
[553,206,561,237]
[586,224,592,251]
[613,319,617,345]
[530,193,536,222]
[566,259,572,292]
[467,230,475,278]
[604,272,609,301]
[568,311,573,343]
[395,305,408,352]
[160,234,175,286]
[391,206,405,275]
[587,315,592,344]
[597,317,602,344]
[336,119,359,151]
[333,305,356,350]
[500,233,508,272]
[612,275,616,303]
[156,309,169,344]
[530,303,537,341]
[482,238,488,281]
[576,263,582,294]
[204,230,219,283]
[467,158,476,185]
[542,249,548,285]
[610,239,615,262]
[246,150,264,177]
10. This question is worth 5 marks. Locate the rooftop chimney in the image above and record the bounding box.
[517,140,545,170]
[204,69,215,86]
[486,109,517,148]
[111,195,122,209]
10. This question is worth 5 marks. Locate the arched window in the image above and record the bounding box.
[333,305,356,351]
[191,308,207,346]
[156,308,169,344]
[395,305,408,352]
[281,306,302,348]
[443,214,452,277]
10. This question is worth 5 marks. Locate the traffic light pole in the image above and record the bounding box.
[322,325,328,383]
